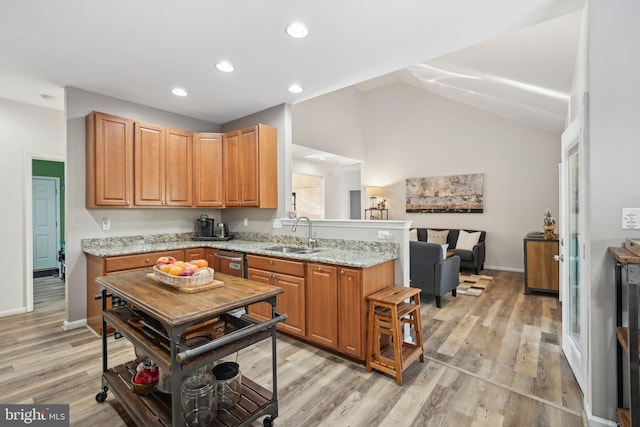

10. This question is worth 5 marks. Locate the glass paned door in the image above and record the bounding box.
[567,145,581,349]
[560,97,588,393]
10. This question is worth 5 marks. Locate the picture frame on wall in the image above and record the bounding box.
[406,173,483,213]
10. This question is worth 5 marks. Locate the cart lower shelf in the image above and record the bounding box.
[100,360,276,427]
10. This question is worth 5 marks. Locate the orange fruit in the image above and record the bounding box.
[192,259,208,269]
[168,265,185,276]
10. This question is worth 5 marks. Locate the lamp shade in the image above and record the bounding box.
[367,186,384,197]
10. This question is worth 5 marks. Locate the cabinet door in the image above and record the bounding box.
[194,133,224,207]
[247,268,273,321]
[204,248,215,269]
[274,273,306,337]
[224,130,241,207]
[525,240,559,292]
[306,263,338,349]
[134,122,165,206]
[239,126,259,207]
[338,267,363,359]
[165,128,193,206]
[86,112,133,208]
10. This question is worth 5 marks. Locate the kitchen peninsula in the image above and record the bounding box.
[84,232,399,362]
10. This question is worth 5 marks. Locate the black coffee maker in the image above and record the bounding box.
[196,214,215,238]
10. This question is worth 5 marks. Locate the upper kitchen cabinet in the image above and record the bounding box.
[224,124,277,208]
[134,123,193,207]
[194,133,225,207]
[86,111,134,208]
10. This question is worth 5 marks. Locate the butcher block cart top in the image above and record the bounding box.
[94,270,285,427]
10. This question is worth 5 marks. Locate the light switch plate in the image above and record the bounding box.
[273,219,282,228]
[622,208,640,229]
[102,217,110,231]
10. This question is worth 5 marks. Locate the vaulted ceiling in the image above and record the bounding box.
[0,1,582,133]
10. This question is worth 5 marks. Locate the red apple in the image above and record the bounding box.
[181,269,194,276]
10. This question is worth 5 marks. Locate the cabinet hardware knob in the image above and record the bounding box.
[340,270,345,275]
[145,258,150,263]
[554,254,564,262]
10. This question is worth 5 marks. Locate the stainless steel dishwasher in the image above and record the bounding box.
[213,250,246,278]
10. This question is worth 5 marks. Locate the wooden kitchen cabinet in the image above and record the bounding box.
[306,261,395,360]
[524,237,560,295]
[224,124,277,208]
[184,247,206,261]
[86,111,134,208]
[134,122,193,207]
[86,249,184,334]
[247,255,306,337]
[194,132,225,207]
[307,263,339,349]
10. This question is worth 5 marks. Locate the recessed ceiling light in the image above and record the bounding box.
[171,88,188,97]
[286,22,309,39]
[288,84,303,94]
[216,61,234,72]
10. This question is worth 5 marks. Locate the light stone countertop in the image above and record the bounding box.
[82,232,398,269]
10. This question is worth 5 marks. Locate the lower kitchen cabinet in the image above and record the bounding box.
[306,264,339,348]
[86,249,184,335]
[184,247,206,261]
[307,261,394,360]
[247,255,306,337]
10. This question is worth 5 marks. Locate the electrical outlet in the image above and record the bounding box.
[243,217,248,226]
[273,219,282,228]
[102,217,110,231]
[377,230,391,239]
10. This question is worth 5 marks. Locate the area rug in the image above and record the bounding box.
[457,274,493,296]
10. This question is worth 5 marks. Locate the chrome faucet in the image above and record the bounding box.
[292,216,316,248]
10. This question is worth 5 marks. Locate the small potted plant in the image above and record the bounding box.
[377,199,386,209]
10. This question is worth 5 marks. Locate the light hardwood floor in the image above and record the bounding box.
[0,271,585,427]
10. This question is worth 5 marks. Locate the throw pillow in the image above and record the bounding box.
[427,229,449,245]
[456,230,481,251]
[409,229,418,241]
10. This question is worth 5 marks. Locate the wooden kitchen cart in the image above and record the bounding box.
[94,270,285,427]
[610,246,640,427]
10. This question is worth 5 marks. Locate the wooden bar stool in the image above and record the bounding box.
[366,286,424,385]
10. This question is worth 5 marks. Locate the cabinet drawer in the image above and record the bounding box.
[105,249,184,273]
[247,254,305,277]
[184,247,206,261]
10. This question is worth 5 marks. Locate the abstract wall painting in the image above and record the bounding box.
[406,173,484,213]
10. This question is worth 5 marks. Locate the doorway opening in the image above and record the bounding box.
[27,157,65,312]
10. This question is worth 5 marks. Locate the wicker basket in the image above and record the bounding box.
[153,266,215,288]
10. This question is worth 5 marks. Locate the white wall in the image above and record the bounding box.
[65,87,220,325]
[292,87,365,161]
[0,98,65,316]
[587,0,640,422]
[293,158,360,219]
[294,83,560,271]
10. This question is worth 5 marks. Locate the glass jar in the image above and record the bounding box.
[212,362,242,410]
[181,372,215,427]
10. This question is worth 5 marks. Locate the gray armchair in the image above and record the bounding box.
[409,241,461,308]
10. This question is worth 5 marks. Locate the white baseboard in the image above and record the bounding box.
[0,307,27,317]
[62,318,87,331]
[583,400,617,427]
[483,265,524,273]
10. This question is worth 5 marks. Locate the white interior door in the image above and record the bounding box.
[32,177,60,271]
[560,98,589,393]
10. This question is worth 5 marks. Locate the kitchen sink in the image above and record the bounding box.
[264,246,321,254]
